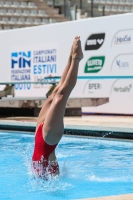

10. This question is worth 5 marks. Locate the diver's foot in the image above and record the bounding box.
[72,36,83,61]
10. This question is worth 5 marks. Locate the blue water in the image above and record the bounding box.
[0,131,133,200]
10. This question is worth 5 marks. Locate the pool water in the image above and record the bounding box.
[0,131,133,200]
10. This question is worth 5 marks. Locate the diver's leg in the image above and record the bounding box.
[36,44,73,129]
[58,43,73,87]
[43,37,83,145]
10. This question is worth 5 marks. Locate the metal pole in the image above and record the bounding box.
[64,0,66,16]
[75,5,77,20]
[53,0,55,7]
[91,0,93,17]
[103,6,105,16]
[80,0,82,9]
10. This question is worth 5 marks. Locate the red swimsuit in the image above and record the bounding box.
[32,122,58,179]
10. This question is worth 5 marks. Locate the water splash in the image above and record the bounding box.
[103,131,113,138]
[22,143,74,193]
[86,174,133,182]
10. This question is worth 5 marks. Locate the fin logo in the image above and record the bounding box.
[11,51,31,69]
[85,33,105,50]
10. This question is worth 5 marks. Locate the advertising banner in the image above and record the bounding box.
[10,43,58,96]
[0,14,133,113]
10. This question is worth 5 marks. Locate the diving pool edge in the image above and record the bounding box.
[0,116,133,140]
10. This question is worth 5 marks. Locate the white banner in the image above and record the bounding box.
[0,14,133,113]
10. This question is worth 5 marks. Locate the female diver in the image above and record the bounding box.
[32,36,83,179]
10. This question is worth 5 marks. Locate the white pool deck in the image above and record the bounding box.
[82,193,133,200]
[0,115,133,133]
[0,115,133,200]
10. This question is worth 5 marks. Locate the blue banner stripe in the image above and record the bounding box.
[0,76,133,85]
[55,76,133,80]
[77,76,133,79]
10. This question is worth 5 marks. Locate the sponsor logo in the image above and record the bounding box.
[83,80,102,95]
[85,33,105,50]
[113,84,132,92]
[11,51,31,82]
[115,35,131,44]
[83,81,102,94]
[88,83,101,90]
[110,54,133,71]
[116,60,129,69]
[84,56,105,73]
[88,83,101,94]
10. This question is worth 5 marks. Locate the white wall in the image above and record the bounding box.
[0,13,133,114]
